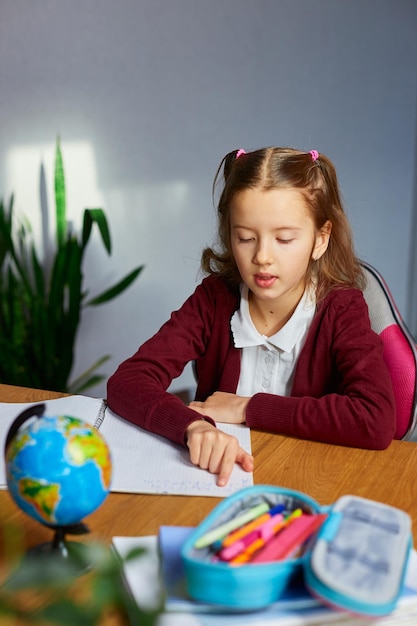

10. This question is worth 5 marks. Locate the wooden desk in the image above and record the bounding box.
[1,383,417,624]
[1,383,416,546]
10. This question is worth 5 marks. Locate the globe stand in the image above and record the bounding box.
[26,523,93,577]
[2,523,92,596]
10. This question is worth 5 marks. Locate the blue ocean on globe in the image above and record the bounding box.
[6,414,112,527]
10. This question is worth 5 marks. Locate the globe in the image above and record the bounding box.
[5,411,112,528]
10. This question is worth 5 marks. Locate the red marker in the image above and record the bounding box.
[250,513,327,564]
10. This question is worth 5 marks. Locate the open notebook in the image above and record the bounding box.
[0,394,253,496]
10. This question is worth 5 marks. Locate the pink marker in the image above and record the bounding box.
[218,513,284,562]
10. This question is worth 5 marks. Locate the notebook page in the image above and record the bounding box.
[100,407,253,497]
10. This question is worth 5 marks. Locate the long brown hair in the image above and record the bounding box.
[201,147,365,301]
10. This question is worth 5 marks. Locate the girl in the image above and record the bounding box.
[107,147,396,487]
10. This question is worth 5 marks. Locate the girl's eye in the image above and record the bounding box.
[277,238,293,244]
[238,237,254,243]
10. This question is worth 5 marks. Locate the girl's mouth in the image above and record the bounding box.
[254,274,276,288]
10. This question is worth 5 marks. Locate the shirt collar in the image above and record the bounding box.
[231,284,316,353]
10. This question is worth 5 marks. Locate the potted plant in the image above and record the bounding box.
[0,137,143,393]
[0,535,162,625]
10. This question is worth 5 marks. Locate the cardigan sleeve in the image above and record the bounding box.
[106,277,236,445]
[245,289,397,449]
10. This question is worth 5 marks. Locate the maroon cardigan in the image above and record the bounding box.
[107,275,396,450]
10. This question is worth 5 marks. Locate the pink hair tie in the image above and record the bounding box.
[309,150,319,161]
[236,149,246,158]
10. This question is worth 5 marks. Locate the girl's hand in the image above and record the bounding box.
[185,419,254,487]
[189,391,250,424]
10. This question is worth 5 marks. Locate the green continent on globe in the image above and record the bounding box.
[9,431,32,457]
[67,430,112,490]
[19,477,60,523]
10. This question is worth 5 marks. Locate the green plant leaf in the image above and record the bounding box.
[82,208,111,254]
[55,136,67,249]
[0,195,14,268]
[38,237,84,389]
[37,598,100,626]
[30,242,45,297]
[65,238,83,322]
[87,266,144,306]
[123,546,147,562]
[67,355,110,395]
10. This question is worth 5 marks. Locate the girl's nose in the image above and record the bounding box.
[253,240,273,266]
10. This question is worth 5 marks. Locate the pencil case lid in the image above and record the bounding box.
[304,494,413,617]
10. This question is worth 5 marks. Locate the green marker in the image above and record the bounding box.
[194,502,270,549]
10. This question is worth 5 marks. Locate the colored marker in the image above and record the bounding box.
[221,503,286,548]
[230,508,302,565]
[219,512,285,561]
[194,502,269,549]
[250,513,327,564]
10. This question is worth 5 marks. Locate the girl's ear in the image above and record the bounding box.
[312,220,332,261]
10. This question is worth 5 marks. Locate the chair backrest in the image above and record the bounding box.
[361,260,417,440]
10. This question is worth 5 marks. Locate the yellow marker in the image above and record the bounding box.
[222,502,286,547]
[230,508,303,566]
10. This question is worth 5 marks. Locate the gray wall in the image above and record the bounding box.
[1,1,416,397]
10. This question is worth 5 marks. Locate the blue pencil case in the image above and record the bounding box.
[180,485,412,616]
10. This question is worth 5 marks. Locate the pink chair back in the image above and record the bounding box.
[361,261,417,440]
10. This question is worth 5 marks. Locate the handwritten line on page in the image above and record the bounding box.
[0,396,253,496]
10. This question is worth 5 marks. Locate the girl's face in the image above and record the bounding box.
[230,187,330,310]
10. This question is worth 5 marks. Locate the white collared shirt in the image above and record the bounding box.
[231,284,316,397]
